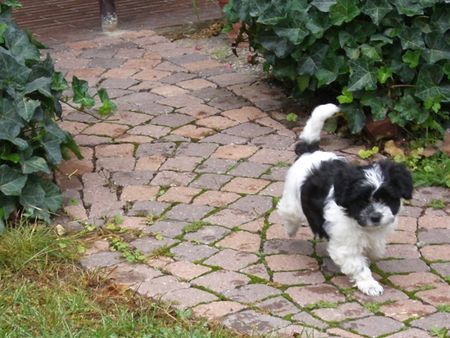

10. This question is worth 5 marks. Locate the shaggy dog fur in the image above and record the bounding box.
[277,104,413,296]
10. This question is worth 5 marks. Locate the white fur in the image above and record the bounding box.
[300,104,340,143]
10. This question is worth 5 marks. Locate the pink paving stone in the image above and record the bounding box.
[292,311,328,329]
[204,208,257,228]
[215,231,261,253]
[278,325,327,338]
[151,171,196,187]
[84,239,110,256]
[419,215,450,229]
[192,301,246,320]
[221,309,290,335]
[272,270,326,285]
[165,261,211,281]
[161,287,218,309]
[178,103,220,118]
[240,218,265,233]
[287,284,345,307]
[178,78,217,90]
[313,302,371,322]
[421,244,450,261]
[115,135,154,144]
[385,244,420,259]
[106,111,153,126]
[266,223,314,241]
[83,122,128,137]
[257,296,300,316]
[151,85,188,97]
[222,106,266,123]
[196,116,239,130]
[266,254,319,272]
[96,157,135,172]
[135,155,166,171]
[192,190,241,208]
[385,328,432,338]
[326,328,365,338]
[172,125,214,140]
[354,286,409,303]
[397,216,418,232]
[95,143,134,158]
[58,120,88,134]
[146,256,174,269]
[158,186,201,203]
[133,69,171,81]
[192,270,250,293]
[64,204,88,220]
[59,159,93,176]
[121,58,161,69]
[415,284,450,306]
[119,216,147,231]
[388,230,417,244]
[379,299,436,322]
[120,185,160,202]
[66,68,105,79]
[249,148,295,164]
[223,284,281,303]
[203,249,259,271]
[160,156,202,172]
[134,275,190,298]
[343,316,404,337]
[209,73,259,87]
[128,124,171,138]
[157,94,204,109]
[240,264,270,280]
[108,263,162,286]
[183,59,222,72]
[388,272,444,292]
[222,177,270,194]
[102,67,139,79]
[212,144,259,160]
[260,181,284,197]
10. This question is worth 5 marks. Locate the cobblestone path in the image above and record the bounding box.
[53,29,450,337]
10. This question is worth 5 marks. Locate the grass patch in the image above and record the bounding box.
[364,302,381,313]
[149,245,175,259]
[108,237,146,263]
[0,223,234,337]
[437,304,450,313]
[183,221,208,233]
[430,326,449,338]
[429,199,446,210]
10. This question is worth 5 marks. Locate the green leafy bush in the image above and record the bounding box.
[0,1,115,231]
[224,0,449,135]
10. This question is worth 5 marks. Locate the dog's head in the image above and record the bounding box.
[334,160,413,228]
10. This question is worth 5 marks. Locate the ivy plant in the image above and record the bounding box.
[224,0,449,136]
[0,1,116,232]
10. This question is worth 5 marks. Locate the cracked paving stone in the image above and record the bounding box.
[192,270,249,293]
[170,242,218,262]
[184,226,231,244]
[343,316,404,337]
[379,299,436,322]
[80,251,122,269]
[240,264,270,280]
[223,284,281,303]
[130,236,177,254]
[161,288,218,309]
[388,272,444,291]
[135,142,177,158]
[204,249,259,271]
[257,296,300,317]
[221,310,289,335]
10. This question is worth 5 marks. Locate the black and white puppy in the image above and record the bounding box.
[277,104,413,296]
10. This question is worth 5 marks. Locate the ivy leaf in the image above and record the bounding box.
[348,59,377,91]
[391,0,424,16]
[337,87,353,104]
[3,0,22,9]
[4,23,40,63]
[402,50,421,68]
[274,27,308,45]
[72,76,96,109]
[423,33,450,64]
[22,156,51,174]
[0,49,31,86]
[398,27,424,50]
[362,0,392,25]
[311,0,337,12]
[97,88,117,116]
[443,64,450,80]
[316,55,345,87]
[392,95,427,125]
[15,98,40,122]
[416,65,450,103]
[361,44,382,61]
[297,74,310,93]
[0,165,27,196]
[0,23,7,44]
[361,93,391,120]
[330,0,361,26]
[51,72,68,91]
[24,77,53,97]
[377,66,392,84]
[297,43,328,75]
[341,103,366,133]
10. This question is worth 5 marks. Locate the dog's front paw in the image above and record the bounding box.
[356,279,384,296]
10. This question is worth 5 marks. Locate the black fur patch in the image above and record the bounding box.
[295,141,320,157]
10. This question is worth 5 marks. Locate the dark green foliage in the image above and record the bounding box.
[0,1,115,231]
[224,0,449,135]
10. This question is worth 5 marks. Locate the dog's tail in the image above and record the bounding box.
[295,103,340,156]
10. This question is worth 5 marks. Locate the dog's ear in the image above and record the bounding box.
[379,160,414,200]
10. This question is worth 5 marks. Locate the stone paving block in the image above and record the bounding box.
[59,159,94,176]
[160,156,202,172]
[216,231,261,253]
[192,301,246,320]
[388,230,417,244]
[95,143,135,158]
[212,144,258,160]
[83,122,128,138]
[75,134,112,146]
[135,142,176,157]
[209,73,258,87]
[127,200,169,217]
[385,328,432,338]
[229,195,273,215]
[221,106,266,123]
[115,134,154,144]
[259,181,284,197]
[385,244,420,259]
[240,264,270,280]
[112,171,155,186]
[399,205,423,218]
[251,134,295,150]
[80,251,122,270]
[287,284,345,307]
[264,239,314,255]
[133,69,171,82]
[172,125,214,140]
[193,190,240,208]
[107,111,153,126]
[228,161,270,178]
[120,185,160,201]
[192,270,250,293]
[151,171,196,187]
[130,236,177,254]
[273,270,326,285]
[388,272,444,292]
[415,284,450,306]
[278,325,328,338]
[421,244,450,261]
[120,216,147,231]
[134,275,190,298]
[353,286,409,304]
[257,296,300,316]
[261,166,288,181]
[419,215,450,229]
[266,254,319,272]
[343,316,404,337]
[249,148,294,164]
[151,85,188,97]
[146,220,187,238]
[162,287,218,309]
[411,312,450,331]
[108,263,162,286]
[171,242,218,262]
[431,262,450,277]
[128,124,171,138]
[165,261,211,281]
[379,299,436,322]
[158,186,201,203]
[377,258,430,274]
[96,157,135,172]
[100,77,139,89]
[178,103,219,118]
[176,142,218,157]
[184,226,231,245]
[178,78,216,91]
[418,228,450,244]
[222,177,270,194]
[204,208,257,228]
[195,158,237,174]
[223,284,281,303]
[151,113,195,128]
[204,249,259,271]
[326,328,365,338]
[115,92,172,115]
[224,122,273,138]
[315,303,371,324]
[190,174,232,190]
[221,310,289,335]
[291,312,328,329]
[165,204,213,222]
[158,94,204,108]
[200,133,248,145]
[196,116,239,130]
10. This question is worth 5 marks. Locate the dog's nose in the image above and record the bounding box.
[370,212,382,223]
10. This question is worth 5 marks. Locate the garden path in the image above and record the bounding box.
[53,29,450,337]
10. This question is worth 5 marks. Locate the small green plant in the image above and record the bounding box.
[364,302,381,313]
[183,221,208,233]
[430,326,449,338]
[429,199,446,210]
[286,112,298,122]
[305,300,338,310]
[149,245,174,258]
[444,275,450,283]
[108,237,145,263]
[437,304,450,313]
[358,146,380,159]
[274,161,290,168]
